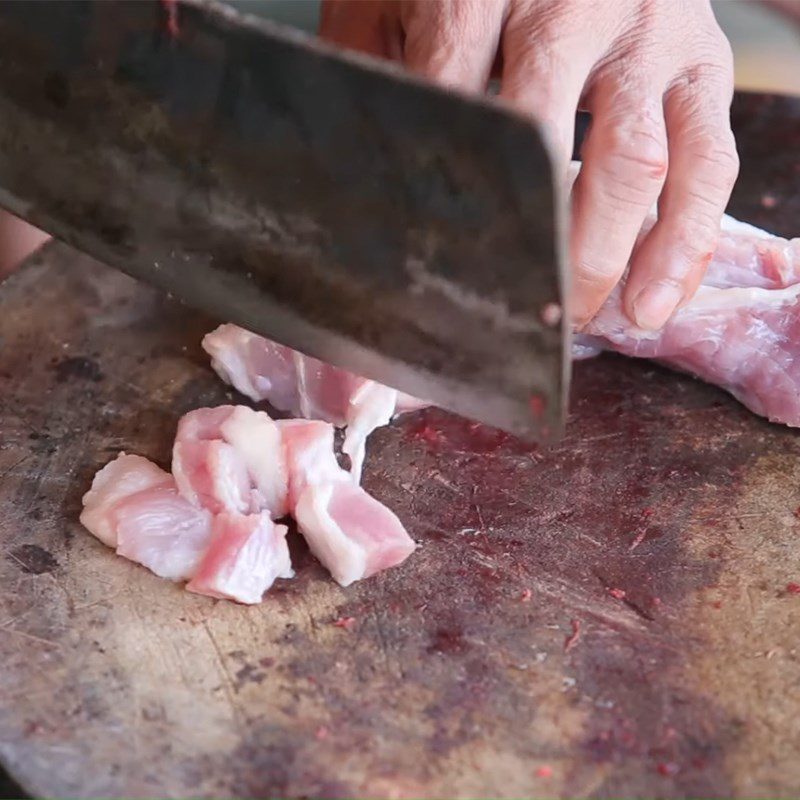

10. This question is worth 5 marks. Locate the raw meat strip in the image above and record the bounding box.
[80,453,213,581]
[568,160,800,426]
[187,512,293,604]
[172,405,288,516]
[280,419,415,586]
[202,324,361,425]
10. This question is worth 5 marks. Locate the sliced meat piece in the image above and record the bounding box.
[80,452,213,581]
[296,355,362,425]
[172,405,288,516]
[202,323,360,425]
[294,481,416,587]
[202,324,300,410]
[279,419,415,586]
[187,512,293,604]
[115,485,213,581]
[80,453,173,546]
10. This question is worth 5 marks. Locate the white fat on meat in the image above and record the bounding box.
[280,419,416,586]
[278,419,349,505]
[172,405,288,517]
[342,381,398,483]
[187,512,293,604]
[80,453,213,581]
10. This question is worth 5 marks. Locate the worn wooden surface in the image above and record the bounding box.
[0,93,799,799]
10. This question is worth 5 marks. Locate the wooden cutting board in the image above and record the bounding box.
[0,93,799,799]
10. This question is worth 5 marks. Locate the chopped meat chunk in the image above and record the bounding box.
[280,419,415,586]
[80,453,212,581]
[80,453,172,546]
[114,484,213,581]
[187,512,293,604]
[82,410,415,600]
[172,405,288,516]
[278,419,349,507]
[295,481,415,587]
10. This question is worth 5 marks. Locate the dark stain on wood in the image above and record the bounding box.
[51,356,104,384]
[8,545,59,575]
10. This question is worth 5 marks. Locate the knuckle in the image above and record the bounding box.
[687,128,740,188]
[576,254,625,289]
[598,110,669,191]
[677,216,720,255]
[713,33,735,74]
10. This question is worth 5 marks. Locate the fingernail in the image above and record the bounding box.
[633,281,683,330]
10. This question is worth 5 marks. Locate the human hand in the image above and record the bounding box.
[320,0,739,330]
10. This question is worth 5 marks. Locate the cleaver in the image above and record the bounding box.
[0,0,569,441]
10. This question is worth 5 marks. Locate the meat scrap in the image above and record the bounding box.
[81,410,415,603]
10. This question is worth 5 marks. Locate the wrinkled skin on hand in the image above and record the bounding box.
[320,0,739,330]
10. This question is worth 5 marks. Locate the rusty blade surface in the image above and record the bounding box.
[0,0,568,440]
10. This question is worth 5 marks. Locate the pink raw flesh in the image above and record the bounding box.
[567,161,800,427]
[187,512,293,604]
[80,453,172,547]
[115,485,213,581]
[202,325,428,481]
[280,419,415,586]
[297,356,363,425]
[173,405,288,517]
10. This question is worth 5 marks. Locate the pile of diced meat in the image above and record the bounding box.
[81,407,416,603]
